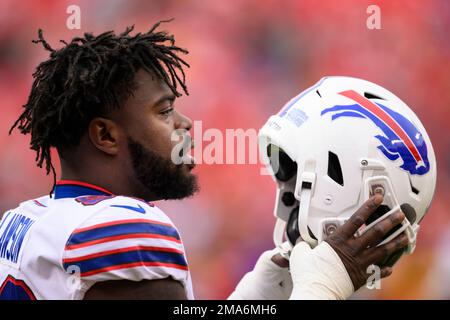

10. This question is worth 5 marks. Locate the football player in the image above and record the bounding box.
[0,22,415,300]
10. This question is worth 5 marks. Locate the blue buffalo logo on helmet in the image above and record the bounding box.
[321,90,430,176]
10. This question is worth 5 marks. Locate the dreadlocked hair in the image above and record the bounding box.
[9,20,189,193]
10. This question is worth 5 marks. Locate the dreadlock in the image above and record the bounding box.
[9,20,189,194]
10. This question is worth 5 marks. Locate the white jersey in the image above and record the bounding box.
[0,180,193,300]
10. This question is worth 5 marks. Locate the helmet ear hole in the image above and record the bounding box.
[267,144,297,182]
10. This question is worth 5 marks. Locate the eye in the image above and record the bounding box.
[160,107,174,117]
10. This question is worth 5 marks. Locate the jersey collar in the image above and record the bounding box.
[54,180,113,199]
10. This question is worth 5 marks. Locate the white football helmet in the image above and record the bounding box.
[259,76,437,266]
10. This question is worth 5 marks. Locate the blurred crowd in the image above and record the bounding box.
[0,0,448,299]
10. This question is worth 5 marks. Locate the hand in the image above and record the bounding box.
[228,246,293,300]
[324,194,409,290]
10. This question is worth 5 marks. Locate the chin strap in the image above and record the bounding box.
[296,170,318,248]
[273,159,318,254]
[273,218,290,259]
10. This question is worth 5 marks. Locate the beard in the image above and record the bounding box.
[127,137,199,200]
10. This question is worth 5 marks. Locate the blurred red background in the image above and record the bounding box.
[0,0,449,299]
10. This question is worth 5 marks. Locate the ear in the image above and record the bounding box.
[88,117,121,155]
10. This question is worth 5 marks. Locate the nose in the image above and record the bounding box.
[175,110,192,131]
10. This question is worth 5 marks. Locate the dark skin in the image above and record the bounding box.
[60,70,193,299]
[272,194,408,291]
[64,69,406,299]
[59,69,194,202]
[324,194,408,289]
[83,278,186,300]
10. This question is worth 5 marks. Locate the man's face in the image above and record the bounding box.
[114,69,198,200]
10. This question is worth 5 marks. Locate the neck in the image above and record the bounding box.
[60,158,158,201]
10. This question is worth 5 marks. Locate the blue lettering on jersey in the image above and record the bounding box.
[0,212,35,264]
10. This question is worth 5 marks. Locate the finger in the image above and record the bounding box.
[380,267,393,279]
[364,233,409,265]
[340,194,384,238]
[358,210,405,248]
